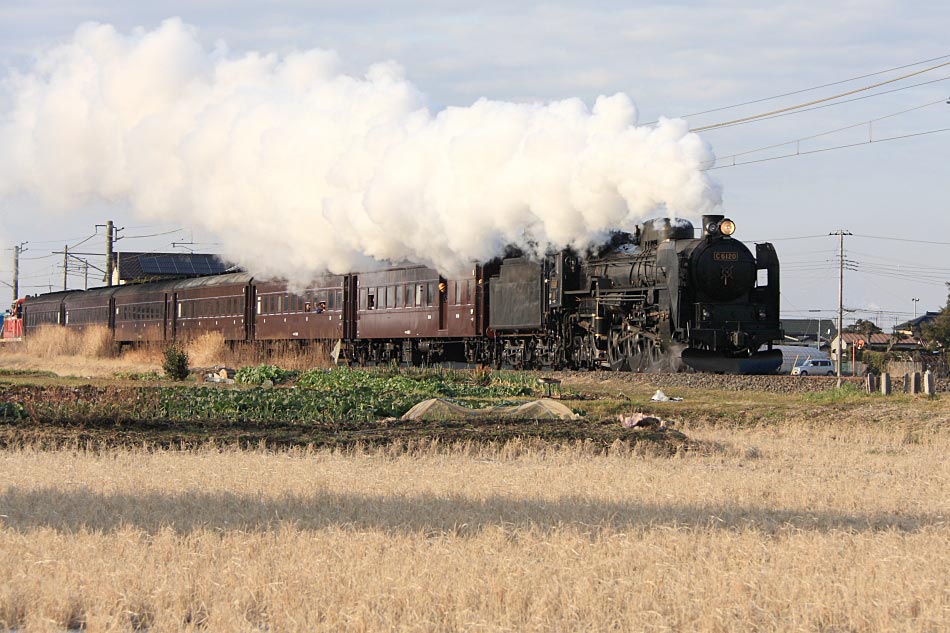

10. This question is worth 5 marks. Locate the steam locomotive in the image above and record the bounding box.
[487,214,782,373]
[5,215,782,373]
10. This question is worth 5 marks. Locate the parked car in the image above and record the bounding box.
[791,359,835,376]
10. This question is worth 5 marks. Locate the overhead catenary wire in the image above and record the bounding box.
[691,60,950,132]
[747,233,950,247]
[697,74,950,133]
[121,228,184,240]
[704,126,950,171]
[19,234,97,246]
[641,53,950,124]
[707,97,948,169]
[68,233,99,250]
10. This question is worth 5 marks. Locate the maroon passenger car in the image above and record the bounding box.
[22,291,75,336]
[172,273,252,342]
[63,287,116,332]
[254,275,346,342]
[352,264,486,364]
[113,280,180,344]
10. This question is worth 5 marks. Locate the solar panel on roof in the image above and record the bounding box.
[137,254,229,276]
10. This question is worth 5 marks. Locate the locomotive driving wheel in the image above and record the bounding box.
[624,333,662,372]
[606,331,627,371]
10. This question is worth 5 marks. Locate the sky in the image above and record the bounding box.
[0,0,948,331]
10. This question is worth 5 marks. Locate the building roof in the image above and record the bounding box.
[896,311,941,332]
[781,318,837,339]
[836,332,893,345]
[111,252,235,283]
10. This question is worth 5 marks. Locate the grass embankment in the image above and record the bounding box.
[1,418,949,631]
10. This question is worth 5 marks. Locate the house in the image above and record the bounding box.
[828,332,895,359]
[896,312,940,338]
[828,331,926,358]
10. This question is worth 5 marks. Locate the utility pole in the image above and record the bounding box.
[105,220,114,286]
[830,230,852,387]
[912,297,920,320]
[97,220,124,286]
[62,244,68,291]
[84,259,89,290]
[11,241,27,303]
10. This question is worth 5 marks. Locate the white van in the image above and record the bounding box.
[791,359,835,376]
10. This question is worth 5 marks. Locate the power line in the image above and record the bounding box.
[121,228,184,240]
[22,234,97,246]
[692,60,950,132]
[851,269,949,286]
[68,233,99,250]
[708,97,947,168]
[852,233,950,246]
[643,53,950,124]
[847,249,950,270]
[699,74,950,133]
[705,125,950,171]
[852,261,950,276]
[748,234,828,242]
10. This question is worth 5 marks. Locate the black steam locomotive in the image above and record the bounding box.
[9,215,781,373]
[487,214,782,373]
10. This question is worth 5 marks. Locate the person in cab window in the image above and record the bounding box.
[305,301,312,312]
[316,301,326,314]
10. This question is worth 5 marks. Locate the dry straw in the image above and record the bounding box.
[1,419,949,631]
[23,324,114,359]
[1,325,332,375]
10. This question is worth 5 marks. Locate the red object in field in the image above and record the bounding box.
[3,298,25,339]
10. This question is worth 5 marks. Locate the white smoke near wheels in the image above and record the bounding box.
[0,18,721,280]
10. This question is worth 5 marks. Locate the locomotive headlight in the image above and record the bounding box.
[701,308,711,320]
[719,219,736,236]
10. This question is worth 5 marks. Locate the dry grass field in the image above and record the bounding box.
[1,414,949,632]
[0,327,330,377]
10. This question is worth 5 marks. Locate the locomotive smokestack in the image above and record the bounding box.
[702,215,725,237]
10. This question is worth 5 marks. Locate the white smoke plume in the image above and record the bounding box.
[0,18,721,280]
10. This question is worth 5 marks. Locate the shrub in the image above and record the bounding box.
[162,344,190,381]
[0,402,27,419]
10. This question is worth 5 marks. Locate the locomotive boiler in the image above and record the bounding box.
[487,215,782,373]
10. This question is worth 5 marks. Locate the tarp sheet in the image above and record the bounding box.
[401,398,579,421]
